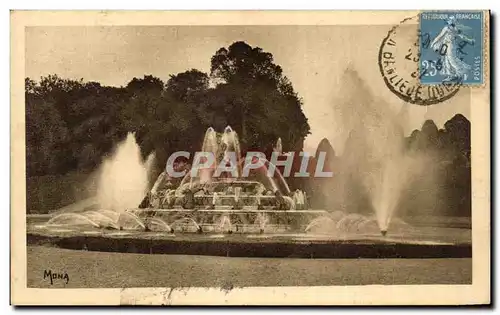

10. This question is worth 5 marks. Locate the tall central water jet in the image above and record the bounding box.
[178,126,290,196]
[274,137,283,154]
[221,126,242,177]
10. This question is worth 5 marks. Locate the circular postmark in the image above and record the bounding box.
[378,15,461,106]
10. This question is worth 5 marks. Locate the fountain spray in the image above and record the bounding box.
[97,132,153,212]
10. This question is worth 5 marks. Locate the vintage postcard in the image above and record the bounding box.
[11,10,491,305]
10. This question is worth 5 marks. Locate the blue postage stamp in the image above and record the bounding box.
[419,11,484,85]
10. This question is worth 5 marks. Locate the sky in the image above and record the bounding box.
[25,25,470,152]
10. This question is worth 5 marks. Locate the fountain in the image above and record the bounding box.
[27,111,471,259]
[274,137,283,154]
[37,126,425,237]
[97,132,153,212]
[38,127,318,234]
[129,126,309,233]
[44,132,155,231]
[328,68,433,235]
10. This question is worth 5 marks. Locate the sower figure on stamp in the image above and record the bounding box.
[431,16,475,82]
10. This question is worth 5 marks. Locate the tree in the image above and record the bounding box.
[418,119,440,151]
[126,75,165,95]
[25,78,37,94]
[400,115,471,217]
[166,69,209,102]
[25,92,69,175]
[211,41,284,87]
[208,41,310,152]
[444,114,471,161]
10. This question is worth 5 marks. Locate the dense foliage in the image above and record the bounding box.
[25,41,311,177]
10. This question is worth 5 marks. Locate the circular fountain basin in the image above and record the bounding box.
[27,216,471,259]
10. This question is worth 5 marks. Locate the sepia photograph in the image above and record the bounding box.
[11,10,491,305]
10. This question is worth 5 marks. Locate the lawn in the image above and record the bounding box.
[27,246,472,288]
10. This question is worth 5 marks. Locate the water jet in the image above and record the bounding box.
[26,126,471,259]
